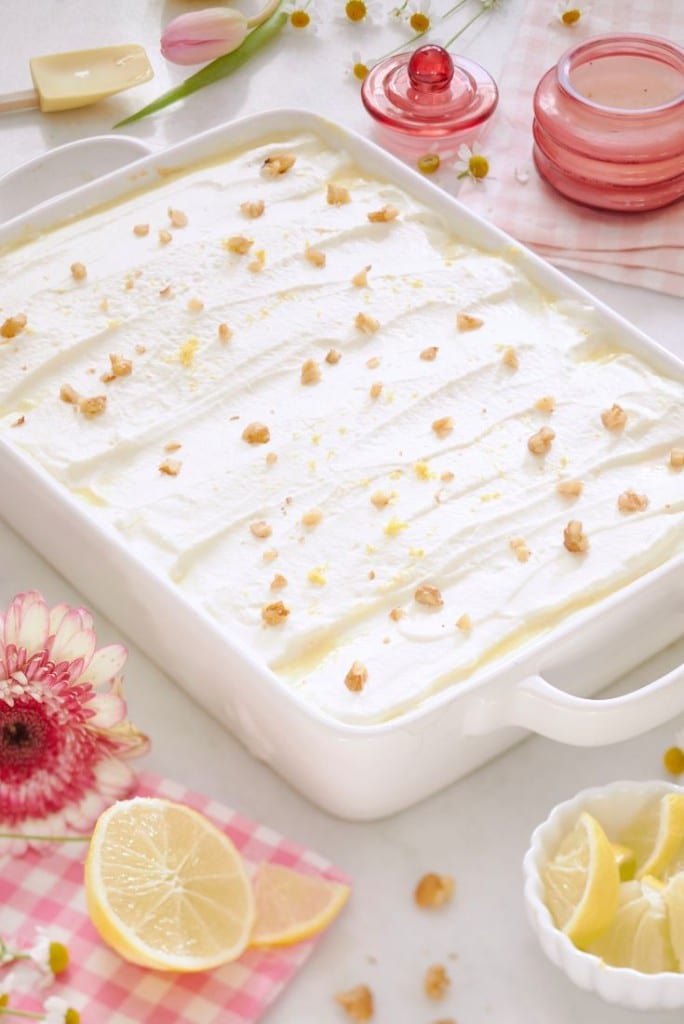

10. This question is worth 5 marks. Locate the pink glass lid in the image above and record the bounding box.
[361,44,498,139]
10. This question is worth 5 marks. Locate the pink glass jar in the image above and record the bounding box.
[361,44,498,161]
[533,33,684,212]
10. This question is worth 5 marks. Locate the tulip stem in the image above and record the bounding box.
[246,0,282,29]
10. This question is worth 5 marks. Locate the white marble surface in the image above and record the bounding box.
[1,2,683,1021]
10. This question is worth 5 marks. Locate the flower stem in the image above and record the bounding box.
[443,6,487,47]
[114,3,288,128]
[0,1009,45,1020]
[373,28,429,63]
[0,832,90,842]
[441,0,470,19]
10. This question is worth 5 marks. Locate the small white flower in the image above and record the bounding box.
[405,0,432,33]
[345,50,372,82]
[43,995,79,1024]
[26,927,69,985]
[338,0,382,25]
[455,143,490,182]
[555,2,591,26]
[283,0,317,32]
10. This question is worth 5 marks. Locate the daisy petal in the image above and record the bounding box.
[50,611,96,665]
[3,591,49,655]
[77,643,128,688]
[48,602,71,637]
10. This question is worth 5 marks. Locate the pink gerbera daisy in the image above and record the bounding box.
[0,591,148,850]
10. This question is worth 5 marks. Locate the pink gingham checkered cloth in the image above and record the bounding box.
[0,773,349,1023]
[459,0,684,297]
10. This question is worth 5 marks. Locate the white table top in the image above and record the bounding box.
[2,2,683,1021]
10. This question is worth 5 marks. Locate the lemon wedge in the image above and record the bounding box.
[85,797,254,971]
[249,862,350,948]
[611,842,637,881]
[619,793,684,879]
[542,811,619,949]
[663,871,684,970]
[587,877,677,973]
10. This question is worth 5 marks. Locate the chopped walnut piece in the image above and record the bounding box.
[225,235,254,255]
[432,416,454,439]
[528,426,556,455]
[618,490,649,513]
[327,183,351,205]
[159,458,181,476]
[265,451,278,466]
[70,262,87,281]
[133,223,149,237]
[456,312,483,331]
[218,323,232,343]
[351,265,371,287]
[335,984,374,1021]
[262,153,296,177]
[370,490,391,509]
[601,403,627,431]
[135,344,147,355]
[168,207,188,228]
[510,537,531,562]
[535,395,556,414]
[79,395,107,419]
[669,447,684,470]
[10,415,25,428]
[424,964,450,1001]
[247,249,266,273]
[456,613,472,632]
[557,479,584,498]
[389,607,405,621]
[420,346,438,361]
[415,584,443,608]
[325,348,341,365]
[300,358,321,385]
[250,520,273,539]
[304,247,326,268]
[415,873,454,908]
[344,661,368,692]
[262,548,278,563]
[369,382,383,400]
[355,311,380,334]
[301,507,323,527]
[108,353,132,378]
[164,441,182,452]
[1,314,27,339]
[261,601,290,626]
[441,471,455,483]
[187,297,204,312]
[242,421,270,445]
[563,519,589,553]
[240,199,265,218]
[270,573,288,590]
[59,384,79,405]
[365,356,380,370]
[502,346,519,369]
[159,285,173,298]
[367,204,399,223]
[158,229,172,245]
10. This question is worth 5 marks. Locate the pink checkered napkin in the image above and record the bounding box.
[458,0,684,297]
[0,772,349,1023]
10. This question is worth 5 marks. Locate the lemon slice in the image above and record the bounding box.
[542,811,619,949]
[85,797,255,971]
[663,871,684,970]
[249,863,350,948]
[611,842,637,881]
[619,793,684,879]
[587,877,677,973]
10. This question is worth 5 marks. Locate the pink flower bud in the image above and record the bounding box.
[161,8,249,66]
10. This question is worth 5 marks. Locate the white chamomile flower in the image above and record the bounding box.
[345,50,372,82]
[340,0,382,25]
[283,0,317,32]
[555,2,591,26]
[455,143,490,182]
[406,0,432,34]
[43,996,81,1024]
[27,927,70,985]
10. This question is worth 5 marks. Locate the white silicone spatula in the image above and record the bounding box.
[0,44,153,113]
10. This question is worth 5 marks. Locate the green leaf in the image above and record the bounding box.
[114,6,287,128]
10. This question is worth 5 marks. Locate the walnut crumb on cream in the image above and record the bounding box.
[261,601,290,626]
[242,421,270,445]
[1,314,27,339]
[456,312,483,331]
[133,223,149,237]
[108,353,132,378]
[535,395,556,414]
[59,384,79,405]
[168,207,188,228]
[369,382,383,400]
[70,262,87,281]
[164,441,182,452]
[367,204,398,223]
[250,520,272,539]
[301,508,323,527]
[370,490,391,509]
[389,607,405,621]
[415,873,454,908]
[528,426,555,455]
[669,448,684,470]
[335,984,374,1021]
[187,297,204,312]
[262,153,296,177]
[456,613,472,632]
[270,573,288,590]
[301,358,322,385]
[564,520,589,553]
[240,199,265,218]
[355,312,380,334]
[327,183,351,205]
[262,548,278,563]
[415,583,443,608]
[502,346,519,369]
[11,415,25,427]
[557,479,583,498]
[366,356,381,370]
[79,395,107,418]
[601,403,627,431]
[424,964,450,1001]
[420,346,438,361]
[218,323,232,343]
[510,537,531,562]
[266,451,278,466]
[304,247,326,268]
[344,661,368,692]
[618,490,649,514]
[225,235,254,255]
[158,229,172,245]
[432,416,454,439]
[351,265,371,287]
[159,458,182,476]
[325,348,342,365]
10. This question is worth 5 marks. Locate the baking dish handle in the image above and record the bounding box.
[0,134,154,223]
[463,662,684,746]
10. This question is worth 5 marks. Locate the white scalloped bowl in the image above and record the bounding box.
[523,779,684,1010]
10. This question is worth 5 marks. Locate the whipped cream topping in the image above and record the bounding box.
[1,132,682,724]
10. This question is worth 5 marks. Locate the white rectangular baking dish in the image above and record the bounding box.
[1,109,682,820]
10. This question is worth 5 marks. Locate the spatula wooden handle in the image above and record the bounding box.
[0,88,40,114]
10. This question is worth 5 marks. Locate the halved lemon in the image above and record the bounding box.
[587,876,677,973]
[249,862,350,948]
[542,811,619,950]
[85,797,254,971]
[611,842,637,881]
[619,793,684,879]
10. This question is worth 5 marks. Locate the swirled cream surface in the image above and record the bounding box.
[1,133,683,724]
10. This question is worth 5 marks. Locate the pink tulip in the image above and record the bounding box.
[161,8,249,66]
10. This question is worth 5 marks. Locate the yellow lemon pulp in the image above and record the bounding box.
[620,793,684,879]
[85,797,254,971]
[249,862,350,947]
[542,811,619,949]
[663,872,684,970]
[587,877,677,973]
[611,842,637,881]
